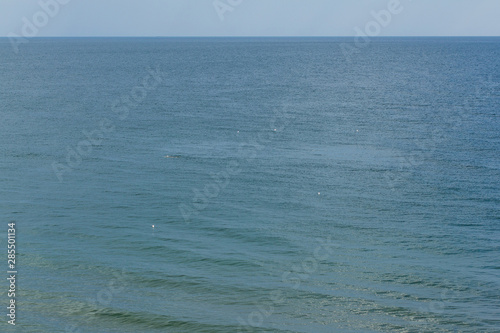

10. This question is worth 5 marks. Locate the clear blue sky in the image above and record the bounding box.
[1,0,499,37]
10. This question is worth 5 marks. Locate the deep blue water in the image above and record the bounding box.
[1,37,499,332]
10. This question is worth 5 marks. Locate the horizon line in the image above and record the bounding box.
[1,35,500,39]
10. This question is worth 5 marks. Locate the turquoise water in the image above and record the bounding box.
[1,38,499,332]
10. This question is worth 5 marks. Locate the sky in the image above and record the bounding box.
[1,0,499,37]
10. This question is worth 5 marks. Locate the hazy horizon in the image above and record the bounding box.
[1,0,499,38]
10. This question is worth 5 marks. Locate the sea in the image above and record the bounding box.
[1,37,499,332]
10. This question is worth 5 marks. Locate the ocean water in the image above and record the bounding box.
[1,37,499,332]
